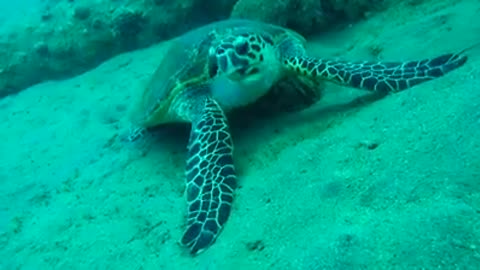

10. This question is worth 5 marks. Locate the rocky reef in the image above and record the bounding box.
[231,0,390,34]
[0,0,393,97]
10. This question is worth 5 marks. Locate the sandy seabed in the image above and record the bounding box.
[1,0,479,269]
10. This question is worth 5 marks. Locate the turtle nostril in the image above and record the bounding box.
[216,48,225,55]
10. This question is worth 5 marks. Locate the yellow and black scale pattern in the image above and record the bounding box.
[181,97,236,255]
[284,52,467,93]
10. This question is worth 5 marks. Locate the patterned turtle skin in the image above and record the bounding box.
[128,19,468,255]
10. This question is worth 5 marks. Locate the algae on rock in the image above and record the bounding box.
[231,0,391,35]
[0,0,236,98]
[0,0,394,98]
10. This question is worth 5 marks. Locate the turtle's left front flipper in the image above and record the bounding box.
[180,97,236,255]
[283,51,468,93]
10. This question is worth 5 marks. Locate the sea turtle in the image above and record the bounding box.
[127,19,468,255]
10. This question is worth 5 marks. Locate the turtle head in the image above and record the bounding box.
[209,33,279,82]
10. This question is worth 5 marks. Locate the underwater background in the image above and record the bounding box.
[1,0,479,269]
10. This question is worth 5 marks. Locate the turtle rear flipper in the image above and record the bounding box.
[181,97,236,255]
[283,51,468,93]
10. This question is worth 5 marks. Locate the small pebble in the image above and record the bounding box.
[34,42,49,56]
[41,12,53,21]
[74,6,91,20]
[358,140,380,150]
[91,19,103,30]
[366,142,379,150]
[246,240,265,251]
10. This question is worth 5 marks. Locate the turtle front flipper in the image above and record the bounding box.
[180,97,236,255]
[283,52,467,93]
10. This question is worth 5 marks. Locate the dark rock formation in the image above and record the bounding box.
[0,0,392,98]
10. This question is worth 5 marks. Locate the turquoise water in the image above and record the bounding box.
[1,0,479,269]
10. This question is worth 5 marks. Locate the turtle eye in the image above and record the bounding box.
[234,41,249,55]
[216,47,225,55]
[208,57,219,77]
[247,67,259,75]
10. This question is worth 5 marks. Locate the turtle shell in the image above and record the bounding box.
[129,19,307,128]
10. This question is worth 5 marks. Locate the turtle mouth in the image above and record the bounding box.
[212,61,261,82]
[226,66,260,81]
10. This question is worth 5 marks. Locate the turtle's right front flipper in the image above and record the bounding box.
[283,52,468,93]
[180,97,236,255]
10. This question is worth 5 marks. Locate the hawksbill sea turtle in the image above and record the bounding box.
[127,19,468,255]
